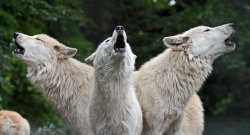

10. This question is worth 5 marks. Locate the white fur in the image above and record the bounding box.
[13,33,94,135]
[135,24,235,135]
[181,94,204,135]
[86,29,142,135]
[0,110,30,135]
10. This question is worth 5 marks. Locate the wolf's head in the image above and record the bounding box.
[12,33,77,66]
[163,23,236,61]
[85,26,136,71]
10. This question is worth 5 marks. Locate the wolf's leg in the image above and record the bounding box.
[163,113,184,135]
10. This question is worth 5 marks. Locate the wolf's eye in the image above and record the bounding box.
[36,38,43,41]
[105,40,110,43]
[204,29,210,32]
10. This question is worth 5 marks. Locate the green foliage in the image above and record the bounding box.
[0,0,94,133]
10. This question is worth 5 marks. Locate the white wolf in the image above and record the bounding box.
[12,33,94,135]
[135,23,236,135]
[85,26,142,135]
[0,110,30,135]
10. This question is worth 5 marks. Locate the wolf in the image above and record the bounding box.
[0,110,30,135]
[12,33,94,135]
[134,23,236,135]
[85,26,142,135]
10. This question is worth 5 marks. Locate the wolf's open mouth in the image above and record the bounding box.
[14,41,25,55]
[225,31,235,46]
[114,35,126,53]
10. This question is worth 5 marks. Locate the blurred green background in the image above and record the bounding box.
[0,0,249,134]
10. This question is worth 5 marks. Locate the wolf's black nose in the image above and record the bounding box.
[115,26,124,34]
[14,33,19,38]
[229,23,234,28]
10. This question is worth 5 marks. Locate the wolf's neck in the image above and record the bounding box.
[156,49,212,110]
[26,58,93,115]
[94,61,134,101]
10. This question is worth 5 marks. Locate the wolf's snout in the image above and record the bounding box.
[115,26,124,34]
[114,26,126,54]
[14,32,19,39]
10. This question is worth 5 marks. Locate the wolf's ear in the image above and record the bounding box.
[163,35,191,50]
[85,52,96,66]
[54,45,77,59]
